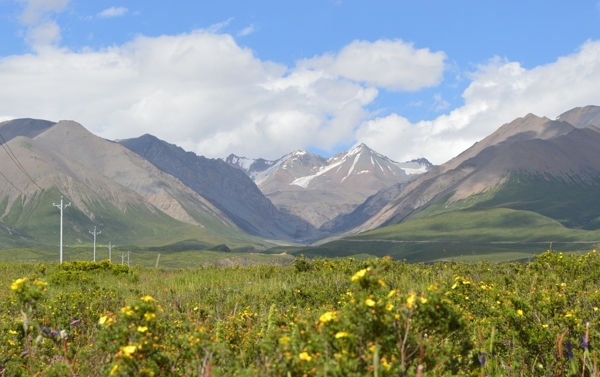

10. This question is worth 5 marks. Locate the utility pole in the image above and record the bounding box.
[89,226,101,262]
[120,252,125,265]
[53,196,71,264]
[108,242,115,263]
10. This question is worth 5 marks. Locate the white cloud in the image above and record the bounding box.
[237,24,256,37]
[16,0,70,47]
[97,6,128,18]
[205,18,233,34]
[356,41,600,164]
[25,19,61,45]
[299,39,446,91]
[432,93,449,112]
[18,0,70,25]
[5,12,599,167]
[0,31,379,159]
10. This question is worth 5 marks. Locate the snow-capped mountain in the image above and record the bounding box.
[225,144,432,192]
[224,144,432,227]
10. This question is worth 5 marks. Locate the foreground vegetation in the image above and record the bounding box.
[1,251,600,376]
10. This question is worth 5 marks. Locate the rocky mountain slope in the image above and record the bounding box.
[119,134,319,242]
[339,105,600,236]
[0,118,56,142]
[225,144,432,227]
[0,120,260,249]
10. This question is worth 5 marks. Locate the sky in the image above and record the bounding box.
[1,1,600,164]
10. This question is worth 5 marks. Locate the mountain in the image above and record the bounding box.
[224,144,432,227]
[0,118,56,142]
[338,106,600,242]
[556,105,600,128]
[319,181,411,234]
[0,120,262,250]
[119,134,319,242]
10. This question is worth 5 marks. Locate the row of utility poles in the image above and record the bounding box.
[53,196,129,265]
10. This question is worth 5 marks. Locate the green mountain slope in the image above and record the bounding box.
[0,121,268,252]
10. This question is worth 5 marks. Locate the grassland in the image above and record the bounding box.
[0,245,293,268]
[2,251,600,375]
[0,188,269,252]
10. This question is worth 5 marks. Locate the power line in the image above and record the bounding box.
[0,133,43,190]
[0,169,28,199]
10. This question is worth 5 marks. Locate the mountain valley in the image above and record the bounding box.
[1,105,600,263]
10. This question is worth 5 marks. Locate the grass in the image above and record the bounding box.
[0,245,294,268]
[3,251,600,375]
[353,208,600,242]
[0,188,272,252]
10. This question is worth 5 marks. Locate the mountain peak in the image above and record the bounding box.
[556,105,600,128]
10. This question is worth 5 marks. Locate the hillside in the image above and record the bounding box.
[119,134,319,242]
[0,120,266,250]
[328,106,600,257]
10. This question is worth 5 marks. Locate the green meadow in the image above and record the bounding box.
[2,251,600,375]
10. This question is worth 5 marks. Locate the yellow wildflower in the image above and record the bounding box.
[351,268,370,282]
[109,364,119,375]
[387,289,396,298]
[319,311,336,323]
[335,331,349,338]
[137,326,148,333]
[298,352,312,362]
[365,298,376,307]
[420,297,428,304]
[406,293,417,309]
[9,330,17,335]
[279,336,291,344]
[120,306,135,316]
[386,302,394,311]
[140,295,155,303]
[10,278,28,291]
[120,345,137,358]
[382,360,392,371]
[98,316,108,325]
[517,309,523,316]
[144,312,156,321]
[33,280,48,287]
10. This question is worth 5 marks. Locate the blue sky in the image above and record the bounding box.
[1,1,600,163]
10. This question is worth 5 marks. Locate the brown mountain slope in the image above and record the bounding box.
[344,113,581,234]
[33,121,236,228]
[119,134,319,242]
[0,118,56,143]
[227,144,415,227]
[556,105,600,128]
[0,135,153,220]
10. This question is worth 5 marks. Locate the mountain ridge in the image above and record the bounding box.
[119,134,320,242]
[224,144,432,227]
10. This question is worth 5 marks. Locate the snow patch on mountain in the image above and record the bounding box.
[291,159,345,188]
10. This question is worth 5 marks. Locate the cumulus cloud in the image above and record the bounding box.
[356,41,600,164]
[97,6,128,18]
[0,31,380,159]
[16,0,70,47]
[18,0,70,24]
[299,39,446,91]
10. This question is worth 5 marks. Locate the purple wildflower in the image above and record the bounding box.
[566,340,574,359]
[582,335,589,350]
[70,319,81,326]
[479,352,486,366]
